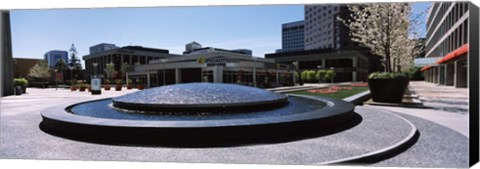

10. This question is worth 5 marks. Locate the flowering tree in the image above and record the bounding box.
[340,3,424,72]
[28,61,51,88]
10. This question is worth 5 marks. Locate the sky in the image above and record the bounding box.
[10,2,431,66]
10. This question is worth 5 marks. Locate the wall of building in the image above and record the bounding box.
[13,58,43,78]
[281,20,305,52]
[424,2,470,88]
[44,50,69,68]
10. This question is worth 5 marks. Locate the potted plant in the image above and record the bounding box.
[115,79,122,91]
[137,84,144,90]
[368,72,409,103]
[126,79,132,90]
[13,78,23,95]
[104,79,111,91]
[14,78,28,94]
[78,83,88,92]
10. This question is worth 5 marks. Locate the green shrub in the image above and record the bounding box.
[325,70,336,82]
[300,70,308,82]
[316,70,327,82]
[307,70,316,82]
[13,78,28,86]
[368,72,408,79]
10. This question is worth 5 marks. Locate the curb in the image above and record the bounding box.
[343,90,371,105]
[318,108,420,165]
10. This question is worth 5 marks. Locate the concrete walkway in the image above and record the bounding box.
[366,81,469,137]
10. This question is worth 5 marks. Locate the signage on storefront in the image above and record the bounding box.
[205,57,238,64]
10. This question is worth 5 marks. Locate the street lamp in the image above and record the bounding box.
[92,62,98,78]
[68,65,74,85]
[292,61,299,85]
[330,67,335,83]
[317,65,322,83]
[160,59,166,86]
[53,68,58,90]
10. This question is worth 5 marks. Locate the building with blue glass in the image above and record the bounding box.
[44,50,69,68]
[278,20,305,53]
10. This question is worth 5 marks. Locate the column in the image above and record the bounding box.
[253,63,257,87]
[175,68,181,84]
[352,57,357,82]
[446,63,454,86]
[1,11,14,96]
[146,71,151,88]
[322,59,326,68]
[352,71,357,82]
[213,65,223,83]
[439,65,445,85]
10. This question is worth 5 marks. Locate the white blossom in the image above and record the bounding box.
[339,3,424,72]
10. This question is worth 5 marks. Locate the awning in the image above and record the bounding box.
[420,65,431,72]
[435,44,469,64]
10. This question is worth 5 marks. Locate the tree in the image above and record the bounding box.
[104,62,115,82]
[54,58,67,83]
[28,61,51,88]
[120,62,129,83]
[339,3,424,72]
[69,43,83,79]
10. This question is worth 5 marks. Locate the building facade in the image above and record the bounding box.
[421,2,470,88]
[82,44,179,80]
[279,20,305,53]
[12,58,43,78]
[128,43,294,88]
[89,43,119,55]
[304,4,353,51]
[44,50,69,68]
[265,49,369,82]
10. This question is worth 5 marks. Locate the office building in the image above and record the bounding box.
[304,4,353,50]
[89,43,119,55]
[44,50,69,68]
[279,20,305,53]
[82,44,179,80]
[420,2,470,88]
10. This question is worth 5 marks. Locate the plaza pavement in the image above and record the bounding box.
[0,85,470,167]
[365,81,470,138]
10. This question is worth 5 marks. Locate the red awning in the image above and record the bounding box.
[435,44,469,64]
[420,65,431,72]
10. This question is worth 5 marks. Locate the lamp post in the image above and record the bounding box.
[317,65,322,83]
[68,65,74,85]
[53,68,58,90]
[330,67,335,83]
[160,59,166,86]
[92,62,98,78]
[292,61,299,85]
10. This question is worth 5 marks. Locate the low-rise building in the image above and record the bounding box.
[82,44,180,80]
[127,43,294,88]
[265,49,369,82]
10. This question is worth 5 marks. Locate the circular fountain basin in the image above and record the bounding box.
[112,83,288,112]
[40,83,356,145]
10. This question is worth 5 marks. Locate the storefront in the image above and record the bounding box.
[127,50,295,88]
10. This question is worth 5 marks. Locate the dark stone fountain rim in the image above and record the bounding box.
[41,94,354,128]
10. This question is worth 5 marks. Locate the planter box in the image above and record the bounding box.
[115,85,122,91]
[104,85,111,91]
[368,78,409,103]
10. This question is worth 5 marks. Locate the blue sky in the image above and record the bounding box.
[11,2,430,65]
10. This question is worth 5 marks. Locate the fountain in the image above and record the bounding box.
[40,83,355,145]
